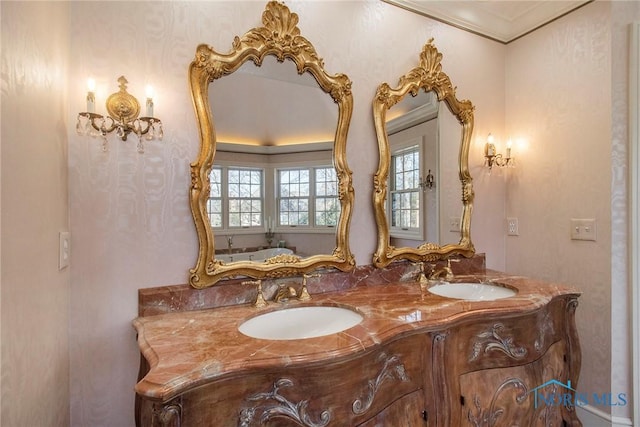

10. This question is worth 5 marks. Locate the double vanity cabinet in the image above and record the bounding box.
[134,271,581,427]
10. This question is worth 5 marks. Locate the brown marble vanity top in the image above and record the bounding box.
[133,270,580,402]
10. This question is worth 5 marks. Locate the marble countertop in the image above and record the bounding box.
[133,270,580,402]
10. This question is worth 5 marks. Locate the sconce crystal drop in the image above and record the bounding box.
[76,76,163,153]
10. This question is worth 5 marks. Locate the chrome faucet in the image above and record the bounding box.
[227,235,234,255]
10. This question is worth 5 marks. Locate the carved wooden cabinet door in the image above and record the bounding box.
[458,339,568,426]
[432,296,581,427]
[459,364,534,426]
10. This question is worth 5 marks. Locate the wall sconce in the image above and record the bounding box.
[419,169,435,191]
[76,76,163,153]
[484,133,514,171]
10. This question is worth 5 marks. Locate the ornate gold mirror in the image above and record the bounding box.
[189,1,354,288]
[373,40,475,267]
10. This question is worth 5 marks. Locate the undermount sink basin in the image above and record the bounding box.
[238,305,363,340]
[428,282,516,301]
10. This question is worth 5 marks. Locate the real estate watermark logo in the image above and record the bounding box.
[530,379,627,408]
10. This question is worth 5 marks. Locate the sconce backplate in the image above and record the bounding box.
[106,76,140,123]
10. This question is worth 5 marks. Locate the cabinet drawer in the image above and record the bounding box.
[177,334,427,426]
[453,299,566,371]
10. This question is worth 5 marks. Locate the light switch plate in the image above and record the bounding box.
[570,218,597,241]
[59,231,70,270]
[449,216,461,232]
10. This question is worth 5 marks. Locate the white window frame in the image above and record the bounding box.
[273,160,339,233]
[208,161,266,234]
[389,137,425,240]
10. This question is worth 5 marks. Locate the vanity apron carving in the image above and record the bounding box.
[351,352,410,415]
[469,323,528,362]
[239,378,331,427]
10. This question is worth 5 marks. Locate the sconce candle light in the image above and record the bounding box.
[76,76,163,153]
[145,85,154,117]
[484,133,514,171]
[419,169,435,191]
[86,78,96,113]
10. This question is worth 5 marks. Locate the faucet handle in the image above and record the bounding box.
[416,261,436,274]
[446,257,457,271]
[413,262,429,290]
[299,273,319,301]
[242,279,267,308]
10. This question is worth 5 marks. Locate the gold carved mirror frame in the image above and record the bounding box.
[188,1,355,288]
[373,40,475,267]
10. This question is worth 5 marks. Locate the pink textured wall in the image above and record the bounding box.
[505,1,635,421]
[1,2,71,425]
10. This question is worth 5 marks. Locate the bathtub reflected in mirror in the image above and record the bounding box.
[188,1,355,288]
[214,247,296,264]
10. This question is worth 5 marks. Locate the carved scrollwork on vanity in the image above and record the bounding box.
[352,352,410,415]
[465,378,528,427]
[239,378,331,427]
[469,323,527,362]
[152,397,182,427]
[534,312,554,352]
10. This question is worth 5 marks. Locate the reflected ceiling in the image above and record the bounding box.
[210,57,337,148]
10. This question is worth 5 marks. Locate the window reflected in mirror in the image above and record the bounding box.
[207,167,264,229]
[390,145,422,235]
[278,166,340,228]
[188,1,355,287]
[208,56,340,258]
[372,40,474,267]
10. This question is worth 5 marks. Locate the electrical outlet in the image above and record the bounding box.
[507,217,519,236]
[59,231,70,270]
[570,218,597,241]
[449,216,461,232]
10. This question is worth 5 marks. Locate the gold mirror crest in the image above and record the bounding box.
[373,40,475,267]
[189,1,355,288]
